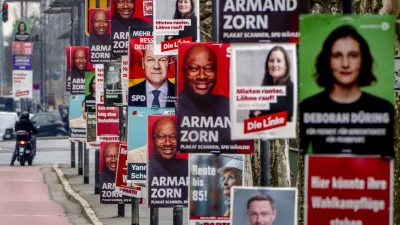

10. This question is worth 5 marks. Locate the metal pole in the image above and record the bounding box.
[71,141,76,168]
[20,1,23,19]
[78,142,83,175]
[260,140,269,186]
[0,7,3,96]
[94,148,100,194]
[77,2,84,46]
[343,0,353,14]
[173,206,183,225]
[84,142,89,184]
[131,198,139,225]
[96,0,100,7]
[211,0,219,42]
[118,203,125,217]
[70,5,74,45]
[150,208,159,225]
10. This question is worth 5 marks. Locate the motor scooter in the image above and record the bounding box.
[15,130,34,166]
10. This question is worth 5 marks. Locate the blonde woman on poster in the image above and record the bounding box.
[217,157,243,216]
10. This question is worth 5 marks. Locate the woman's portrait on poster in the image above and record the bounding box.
[249,46,294,122]
[164,0,198,42]
[299,25,394,156]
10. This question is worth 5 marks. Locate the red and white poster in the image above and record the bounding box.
[12,70,32,99]
[95,64,104,105]
[114,143,142,198]
[305,155,393,225]
[121,55,129,106]
[96,105,120,142]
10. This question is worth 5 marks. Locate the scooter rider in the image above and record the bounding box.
[10,111,38,166]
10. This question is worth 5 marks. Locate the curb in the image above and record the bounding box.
[52,164,103,225]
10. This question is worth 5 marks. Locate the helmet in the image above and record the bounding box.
[20,111,30,120]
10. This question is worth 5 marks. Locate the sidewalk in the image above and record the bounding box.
[56,163,189,225]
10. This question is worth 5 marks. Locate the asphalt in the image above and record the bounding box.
[56,163,189,225]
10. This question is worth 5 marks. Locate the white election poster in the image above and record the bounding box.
[121,55,129,106]
[95,64,104,105]
[230,43,297,140]
[13,70,33,99]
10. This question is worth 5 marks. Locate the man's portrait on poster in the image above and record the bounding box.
[90,9,111,45]
[299,25,394,155]
[129,44,175,108]
[112,0,150,32]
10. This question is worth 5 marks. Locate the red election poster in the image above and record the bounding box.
[177,42,254,154]
[96,105,120,142]
[305,155,393,225]
[66,47,71,91]
[114,143,142,198]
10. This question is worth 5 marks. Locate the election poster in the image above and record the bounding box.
[114,143,142,198]
[305,155,393,225]
[299,15,395,156]
[69,94,87,142]
[12,42,33,70]
[395,57,400,90]
[85,71,96,112]
[231,187,298,225]
[177,42,254,154]
[86,112,97,142]
[104,61,123,106]
[100,142,132,204]
[230,43,297,140]
[218,0,308,43]
[110,0,152,57]
[95,64,104,105]
[85,0,108,36]
[121,55,129,105]
[127,107,175,197]
[66,47,72,91]
[14,20,31,42]
[12,70,33,99]
[153,0,200,55]
[128,30,176,107]
[147,114,188,208]
[89,8,112,63]
[96,105,120,142]
[70,46,95,94]
[189,154,244,225]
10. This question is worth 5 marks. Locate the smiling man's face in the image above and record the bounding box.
[116,0,134,19]
[104,143,119,171]
[73,48,87,70]
[153,118,177,160]
[142,46,169,88]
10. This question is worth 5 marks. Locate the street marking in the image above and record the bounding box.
[0,179,41,182]
[0,214,65,217]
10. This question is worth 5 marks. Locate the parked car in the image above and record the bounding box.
[0,112,19,140]
[30,113,68,137]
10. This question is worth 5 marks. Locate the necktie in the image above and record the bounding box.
[151,90,161,108]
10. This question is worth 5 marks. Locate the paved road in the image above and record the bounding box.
[0,166,71,225]
[0,139,95,166]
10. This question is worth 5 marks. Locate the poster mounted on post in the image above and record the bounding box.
[121,55,129,105]
[85,0,108,36]
[218,0,308,43]
[231,187,298,225]
[96,105,120,142]
[153,0,200,55]
[230,43,297,140]
[189,154,244,225]
[114,143,142,198]
[12,41,32,70]
[110,0,152,57]
[95,64,104,105]
[305,155,393,225]
[126,107,175,197]
[70,46,95,94]
[69,94,87,142]
[299,15,395,156]
[86,112,97,142]
[89,8,112,63]
[104,61,123,106]
[12,70,33,100]
[100,142,132,204]
[85,71,96,112]
[14,20,31,42]
[177,42,254,154]
[147,114,188,208]
[128,31,176,107]
[66,47,72,91]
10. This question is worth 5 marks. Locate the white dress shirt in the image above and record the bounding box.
[145,80,168,107]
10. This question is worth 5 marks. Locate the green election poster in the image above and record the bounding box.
[14,20,31,42]
[299,15,395,157]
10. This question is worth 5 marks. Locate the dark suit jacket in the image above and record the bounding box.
[128,79,175,107]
